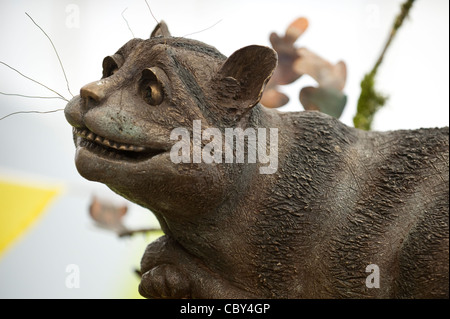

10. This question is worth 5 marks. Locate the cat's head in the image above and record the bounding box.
[64,22,277,219]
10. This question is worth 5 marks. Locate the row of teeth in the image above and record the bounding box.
[73,127,145,152]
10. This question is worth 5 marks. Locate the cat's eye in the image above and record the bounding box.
[142,81,164,105]
[140,68,165,106]
[102,54,124,78]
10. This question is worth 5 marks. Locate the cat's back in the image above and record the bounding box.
[261,110,448,297]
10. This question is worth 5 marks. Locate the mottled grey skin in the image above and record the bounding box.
[65,23,449,298]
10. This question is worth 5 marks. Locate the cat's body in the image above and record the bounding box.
[65,22,449,298]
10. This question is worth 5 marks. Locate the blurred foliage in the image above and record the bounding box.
[263,0,415,129]
[262,17,347,119]
[89,196,160,238]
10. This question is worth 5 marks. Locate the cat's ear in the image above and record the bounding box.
[215,45,277,110]
[150,20,171,38]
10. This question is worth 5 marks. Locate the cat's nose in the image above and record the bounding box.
[80,80,107,104]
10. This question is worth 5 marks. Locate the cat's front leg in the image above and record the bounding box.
[139,263,191,298]
[139,235,255,299]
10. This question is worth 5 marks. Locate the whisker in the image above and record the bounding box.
[0,91,66,100]
[121,8,135,38]
[25,12,74,98]
[0,61,69,102]
[144,0,160,25]
[182,19,223,38]
[0,109,64,121]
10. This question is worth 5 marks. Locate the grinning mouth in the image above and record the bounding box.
[73,127,165,161]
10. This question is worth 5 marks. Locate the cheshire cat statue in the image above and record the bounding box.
[64,22,449,299]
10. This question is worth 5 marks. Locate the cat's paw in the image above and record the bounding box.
[139,264,191,299]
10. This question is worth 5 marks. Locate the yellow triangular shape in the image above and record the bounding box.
[0,179,60,257]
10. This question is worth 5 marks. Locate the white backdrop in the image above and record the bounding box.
[0,0,448,298]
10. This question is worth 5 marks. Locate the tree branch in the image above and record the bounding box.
[354,0,415,130]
